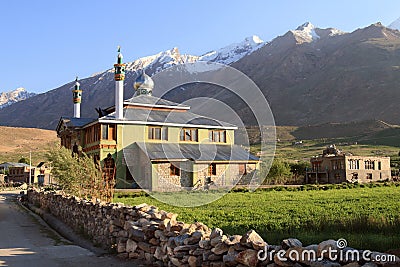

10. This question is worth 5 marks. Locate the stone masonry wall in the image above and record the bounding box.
[26,189,399,267]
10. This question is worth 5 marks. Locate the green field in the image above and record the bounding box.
[115,184,400,251]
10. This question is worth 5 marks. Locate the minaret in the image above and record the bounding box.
[114,46,126,120]
[72,77,82,118]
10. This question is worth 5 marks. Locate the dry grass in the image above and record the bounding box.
[0,126,58,164]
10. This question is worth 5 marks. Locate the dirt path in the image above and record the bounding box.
[0,191,143,267]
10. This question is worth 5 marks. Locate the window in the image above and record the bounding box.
[148,126,168,140]
[348,159,359,170]
[239,164,247,175]
[366,173,373,180]
[170,163,180,176]
[85,124,101,144]
[102,124,108,140]
[208,163,217,176]
[312,162,321,171]
[364,160,374,170]
[180,128,198,141]
[101,124,116,140]
[332,160,344,170]
[378,161,382,170]
[209,130,226,143]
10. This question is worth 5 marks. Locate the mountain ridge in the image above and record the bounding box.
[1,22,400,130]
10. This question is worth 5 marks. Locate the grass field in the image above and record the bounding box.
[115,184,400,251]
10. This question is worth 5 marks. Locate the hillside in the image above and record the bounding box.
[0,126,58,164]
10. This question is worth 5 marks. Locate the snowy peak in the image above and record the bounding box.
[289,22,346,44]
[388,17,400,30]
[125,47,199,74]
[199,35,265,64]
[0,88,36,109]
[291,22,320,43]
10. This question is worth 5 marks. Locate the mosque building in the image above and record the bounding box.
[56,48,259,191]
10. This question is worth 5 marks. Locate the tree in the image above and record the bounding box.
[46,146,113,202]
[263,159,292,185]
[18,157,29,164]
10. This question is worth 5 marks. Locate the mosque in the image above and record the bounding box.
[56,48,259,191]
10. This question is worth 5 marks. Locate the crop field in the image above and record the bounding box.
[115,184,400,251]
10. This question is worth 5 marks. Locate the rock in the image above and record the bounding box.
[184,232,203,245]
[208,253,222,261]
[342,263,360,267]
[281,238,302,250]
[317,240,339,258]
[128,227,145,242]
[199,239,212,249]
[117,241,126,253]
[137,242,152,253]
[174,245,198,253]
[174,234,190,246]
[235,249,259,267]
[154,246,165,260]
[210,228,224,239]
[144,252,153,262]
[126,239,137,253]
[211,242,230,255]
[310,260,341,267]
[224,235,242,246]
[361,263,378,267]
[211,235,228,247]
[170,257,182,266]
[223,247,239,266]
[188,255,198,267]
[210,262,224,267]
[240,230,267,250]
[274,253,294,267]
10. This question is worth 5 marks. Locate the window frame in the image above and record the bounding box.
[148,126,168,140]
[209,129,227,143]
[170,163,180,176]
[180,128,198,142]
[208,163,217,176]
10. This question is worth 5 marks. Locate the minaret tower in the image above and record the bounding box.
[114,46,126,120]
[72,77,82,118]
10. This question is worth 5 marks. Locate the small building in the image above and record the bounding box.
[305,145,391,184]
[7,163,35,184]
[56,48,259,191]
[36,162,52,185]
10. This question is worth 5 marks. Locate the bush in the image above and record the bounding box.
[46,146,114,202]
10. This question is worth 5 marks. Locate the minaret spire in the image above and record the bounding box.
[114,46,126,119]
[72,76,82,118]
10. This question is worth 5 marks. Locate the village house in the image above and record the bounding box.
[305,145,391,184]
[56,48,259,191]
[6,163,35,184]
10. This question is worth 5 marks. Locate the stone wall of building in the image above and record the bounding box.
[26,189,398,267]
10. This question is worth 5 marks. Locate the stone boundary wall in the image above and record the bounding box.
[27,189,399,267]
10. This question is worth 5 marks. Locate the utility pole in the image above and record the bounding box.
[29,151,32,185]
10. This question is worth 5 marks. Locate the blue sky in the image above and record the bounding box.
[1,0,399,93]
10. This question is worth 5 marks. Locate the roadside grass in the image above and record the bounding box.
[115,185,400,251]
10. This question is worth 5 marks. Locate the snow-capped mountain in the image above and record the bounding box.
[199,35,265,64]
[90,37,266,86]
[0,88,36,109]
[4,21,400,129]
[289,22,345,44]
[388,17,400,30]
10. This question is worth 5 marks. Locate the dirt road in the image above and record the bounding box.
[0,191,142,267]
